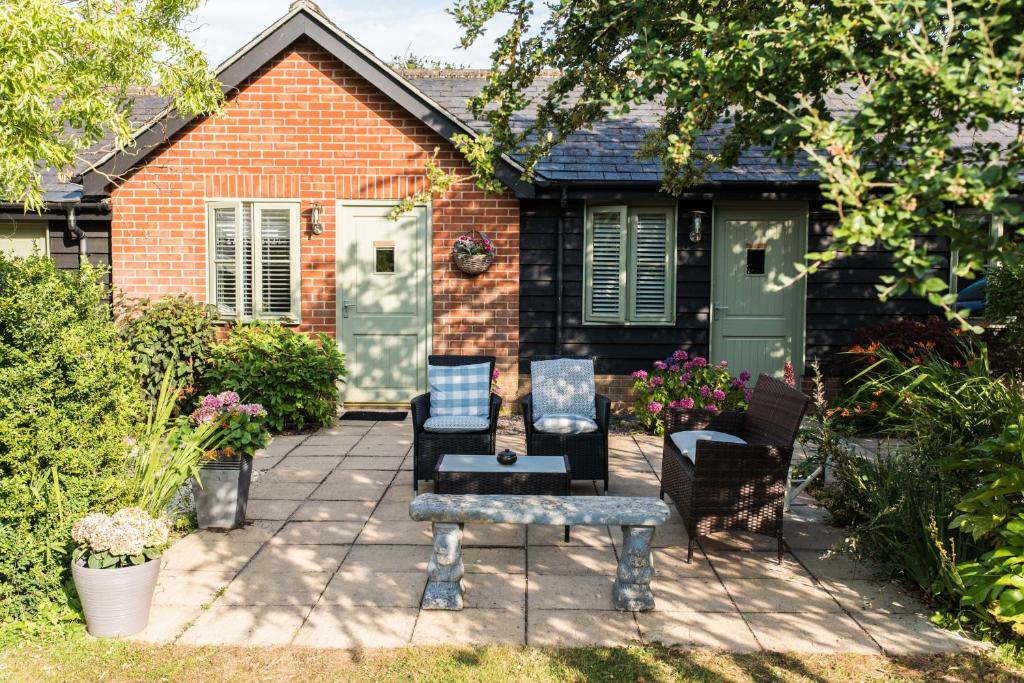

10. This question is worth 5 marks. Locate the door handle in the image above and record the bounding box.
[712,304,728,321]
[343,300,356,318]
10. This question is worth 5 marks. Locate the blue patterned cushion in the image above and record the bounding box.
[424,415,490,433]
[669,430,747,464]
[428,363,490,417]
[531,358,596,419]
[533,413,599,434]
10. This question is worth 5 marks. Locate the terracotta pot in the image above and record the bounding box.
[193,452,253,530]
[72,558,160,637]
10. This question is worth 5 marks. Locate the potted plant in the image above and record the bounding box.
[452,231,495,275]
[190,391,270,529]
[70,507,170,637]
[631,348,752,435]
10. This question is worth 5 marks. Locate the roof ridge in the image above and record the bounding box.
[400,68,563,79]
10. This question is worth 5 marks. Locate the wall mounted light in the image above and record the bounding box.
[310,201,325,235]
[688,210,707,243]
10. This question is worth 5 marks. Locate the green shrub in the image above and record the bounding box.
[0,256,143,621]
[119,295,217,406]
[203,322,346,432]
[987,261,1024,369]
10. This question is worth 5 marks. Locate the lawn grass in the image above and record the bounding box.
[1,627,1023,683]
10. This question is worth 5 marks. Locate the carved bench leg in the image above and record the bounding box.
[422,522,464,610]
[613,525,656,611]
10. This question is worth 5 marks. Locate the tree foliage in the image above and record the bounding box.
[448,0,1024,324]
[0,0,223,210]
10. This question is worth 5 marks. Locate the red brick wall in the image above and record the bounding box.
[110,41,520,394]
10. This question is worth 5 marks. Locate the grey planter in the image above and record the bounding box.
[194,453,253,530]
[72,558,161,638]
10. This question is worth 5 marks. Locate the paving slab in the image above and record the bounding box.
[256,468,332,485]
[219,568,331,606]
[851,612,980,654]
[743,612,880,653]
[160,537,262,572]
[127,605,202,644]
[291,445,356,457]
[821,578,930,614]
[412,607,525,645]
[707,550,816,584]
[275,456,344,470]
[246,543,350,574]
[637,611,759,651]
[197,519,283,544]
[249,482,319,501]
[528,574,614,610]
[272,521,364,545]
[151,570,235,607]
[291,500,377,522]
[302,435,363,449]
[528,546,619,575]
[357,519,433,545]
[319,570,425,608]
[336,456,405,470]
[463,573,526,609]
[527,609,642,647]
[463,547,526,574]
[343,544,428,572]
[179,605,307,646]
[246,499,302,521]
[721,577,842,614]
[294,606,418,648]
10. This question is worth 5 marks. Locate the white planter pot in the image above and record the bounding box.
[72,558,161,637]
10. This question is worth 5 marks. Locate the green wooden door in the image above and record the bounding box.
[337,203,430,402]
[710,202,807,380]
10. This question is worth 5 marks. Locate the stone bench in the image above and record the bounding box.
[408,493,671,611]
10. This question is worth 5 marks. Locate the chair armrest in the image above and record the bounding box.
[410,393,431,432]
[664,407,745,454]
[595,394,612,433]
[489,393,502,429]
[521,392,534,438]
[692,440,792,481]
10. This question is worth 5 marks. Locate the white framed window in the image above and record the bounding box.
[584,205,676,325]
[206,201,301,321]
[0,220,48,257]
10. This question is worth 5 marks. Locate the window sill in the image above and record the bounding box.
[582,320,677,328]
[212,316,302,327]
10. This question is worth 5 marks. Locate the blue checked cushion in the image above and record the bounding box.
[428,362,490,418]
[424,415,491,433]
[530,358,596,420]
[533,413,599,435]
[669,430,747,464]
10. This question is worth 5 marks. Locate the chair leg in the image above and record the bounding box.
[659,487,664,500]
[687,537,694,564]
[413,474,418,493]
[777,537,784,565]
[604,477,609,493]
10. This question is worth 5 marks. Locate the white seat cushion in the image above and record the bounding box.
[533,413,599,435]
[669,430,747,464]
[423,415,490,433]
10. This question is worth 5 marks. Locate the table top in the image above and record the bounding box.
[438,454,567,475]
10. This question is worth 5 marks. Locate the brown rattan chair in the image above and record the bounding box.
[410,355,501,491]
[660,373,809,563]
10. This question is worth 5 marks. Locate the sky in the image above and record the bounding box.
[185,0,512,69]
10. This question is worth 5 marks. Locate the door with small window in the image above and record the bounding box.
[711,203,807,380]
[337,202,429,403]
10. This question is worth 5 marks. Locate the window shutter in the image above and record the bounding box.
[241,204,255,317]
[255,206,295,315]
[629,209,675,322]
[209,203,240,316]
[585,206,628,323]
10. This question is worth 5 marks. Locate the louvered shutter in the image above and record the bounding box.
[585,206,628,323]
[629,209,675,322]
[254,205,296,315]
[209,203,240,316]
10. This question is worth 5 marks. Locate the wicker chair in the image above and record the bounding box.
[660,374,810,563]
[410,355,502,491]
[521,355,611,492]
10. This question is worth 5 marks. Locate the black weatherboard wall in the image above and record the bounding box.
[519,197,712,376]
[520,198,951,378]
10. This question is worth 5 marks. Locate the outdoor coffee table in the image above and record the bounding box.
[434,454,572,540]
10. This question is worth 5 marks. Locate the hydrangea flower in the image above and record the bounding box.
[699,385,711,398]
[649,376,664,387]
[679,397,695,409]
[653,360,668,370]
[712,388,727,402]
[705,403,719,411]
[669,364,680,373]
[692,357,708,367]
[672,349,688,361]
[632,369,648,380]
[739,371,752,383]
[647,401,663,414]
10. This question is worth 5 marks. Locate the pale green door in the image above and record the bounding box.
[337,203,430,402]
[710,202,807,380]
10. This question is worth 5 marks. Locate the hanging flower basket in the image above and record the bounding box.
[452,230,495,275]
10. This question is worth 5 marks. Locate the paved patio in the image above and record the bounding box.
[135,417,976,653]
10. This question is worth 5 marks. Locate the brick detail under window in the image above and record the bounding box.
[110,41,520,391]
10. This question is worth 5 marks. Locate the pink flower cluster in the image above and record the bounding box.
[190,391,266,425]
[453,232,495,256]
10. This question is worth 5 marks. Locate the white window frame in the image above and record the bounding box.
[583,204,677,326]
[206,199,301,323]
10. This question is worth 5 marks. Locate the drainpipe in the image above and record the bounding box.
[556,185,567,355]
[65,204,88,259]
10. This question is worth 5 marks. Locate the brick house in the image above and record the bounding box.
[6,1,1009,403]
